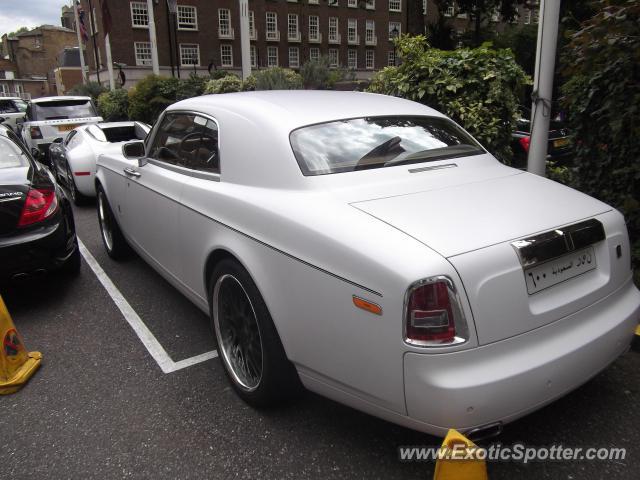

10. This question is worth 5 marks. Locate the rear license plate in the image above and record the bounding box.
[58,124,78,132]
[524,246,596,295]
[553,137,570,148]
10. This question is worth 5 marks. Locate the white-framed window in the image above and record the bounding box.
[523,9,531,24]
[490,9,499,22]
[179,43,200,66]
[309,47,320,62]
[288,14,299,40]
[423,0,427,15]
[14,83,24,95]
[220,44,233,67]
[91,7,98,35]
[249,11,256,38]
[178,5,197,30]
[532,8,539,24]
[266,12,278,40]
[267,46,278,67]
[365,20,375,43]
[389,21,401,40]
[329,0,339,6]
[347,18,357,43]
[309,15,320,41]
[328,17,339,42]
[347,49,357,69]
[389,0,401,12]
[219,9,233,38]
[366,0,375,10]
[134,41,152,66]
[289,47,300,68]
[387,50,396,66]
[328,48,338,67]
[458,11,468,19]
[308,0,319,3]
[444,6,455,17]
[130,2,148,28]
[348,0,357,7]
[250,45,257,67]
[365,50,374,69]
[0,84,8,95]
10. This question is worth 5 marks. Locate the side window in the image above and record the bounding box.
[0,100,19,114]
[149,112,219,174]
[64,130,77,146]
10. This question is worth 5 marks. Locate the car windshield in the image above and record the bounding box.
[290,116,485,176]
[0,135,27,169]
[33,99,97,120]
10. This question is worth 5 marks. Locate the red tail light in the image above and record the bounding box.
[519,136,531,153]
[405,278,468,346]
[29,126,43,139]
[18,189,58,227]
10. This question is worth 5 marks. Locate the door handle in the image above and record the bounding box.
[123,167,141,177]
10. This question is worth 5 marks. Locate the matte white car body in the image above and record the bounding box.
[96,91,640,436]
[20,96,102,160]
[50,122,150,197]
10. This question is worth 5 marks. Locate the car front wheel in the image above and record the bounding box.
[97,186,130,260]
[210,259,302,407]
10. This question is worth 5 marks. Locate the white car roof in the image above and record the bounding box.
[166,91,448,189]
[31,96,92,103]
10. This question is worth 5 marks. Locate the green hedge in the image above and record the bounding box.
[97,89,129,121]
[367,35,530,162]
[127,75,181,124]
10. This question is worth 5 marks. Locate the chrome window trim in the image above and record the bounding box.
[145,109,221,179]
[403,275,469,347]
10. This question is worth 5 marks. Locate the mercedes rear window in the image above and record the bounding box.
[290,116,485,176]
[0,136,27,169]
[33,100,97,120]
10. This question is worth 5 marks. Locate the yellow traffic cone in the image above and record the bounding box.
[0,295,41,394]
[433,429,488,480]
[632,324,640,352]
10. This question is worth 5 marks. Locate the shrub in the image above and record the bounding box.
[127,75,180,124]
[209,69,231,80]
[204,75,243,94]
[97,88,129,121]
[560,0,640,272]
[177,73,207,100]
[68,81,106,102]
[254,67,303,90]
[299,56,355,90]
[242,74,257,91]
[367,35,530,162]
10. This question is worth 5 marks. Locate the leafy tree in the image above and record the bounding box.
[68,81,107,102]
[560,0,640,271]
[368,35,530,162]
[97,88,129,121]
[492,24,538,75]
[127,75,180,124]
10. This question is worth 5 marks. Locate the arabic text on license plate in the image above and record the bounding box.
[554,138,570,148]
[524,246,596,295]
[58,124,78,132]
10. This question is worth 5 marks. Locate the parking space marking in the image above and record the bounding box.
[78,239,218,374]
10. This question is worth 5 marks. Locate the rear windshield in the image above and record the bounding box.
[290,116,485,176]
[0,136,27,169]
[87,125,141,143]
[33,100,97,121]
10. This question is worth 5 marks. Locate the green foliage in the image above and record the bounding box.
[254,67,303,90]
[127,75,180,124]
[492,24,538,75]
[367,35,530,162]
[97,89,129,121]
[68,81,107,102]
[204,75,243,94]
[299,56,354,89]
[177,73,207,100]
[242,74,257,91]
[560,0,640,269]
[209,69,231,80]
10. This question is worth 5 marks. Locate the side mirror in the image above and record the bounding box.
[122,140,145,160]
[52,137,63,143]
[31,148,42,161]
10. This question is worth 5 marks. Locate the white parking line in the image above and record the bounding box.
[77,238,218,374]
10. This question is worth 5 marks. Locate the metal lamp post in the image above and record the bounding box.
[167,0,180,78]
[391,26,399,66]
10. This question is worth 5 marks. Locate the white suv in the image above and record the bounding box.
[20,96,102,164]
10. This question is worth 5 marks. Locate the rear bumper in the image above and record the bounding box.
[0,210,77,285]
[403,277,640,435]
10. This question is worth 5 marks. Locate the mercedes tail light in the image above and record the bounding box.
[18,189,58,227]
[404,277,468,346]
[519,136,531,153]
[29,126,43,139]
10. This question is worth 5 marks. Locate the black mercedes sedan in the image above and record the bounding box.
[0,124,79,286]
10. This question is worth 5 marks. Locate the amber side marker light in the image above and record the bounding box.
[352,295,382,316]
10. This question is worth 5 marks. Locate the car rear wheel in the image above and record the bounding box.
[66,164,89,206]
[210,259,302,407]
[97,186,130,260]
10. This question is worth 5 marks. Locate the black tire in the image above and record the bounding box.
[61,240,81,276]
[210,258,302,407]
[67,163,89,206]
[96,185,131,260]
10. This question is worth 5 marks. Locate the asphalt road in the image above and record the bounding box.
[1,198,638,479]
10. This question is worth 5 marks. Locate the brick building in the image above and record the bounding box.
[80,0,539,87]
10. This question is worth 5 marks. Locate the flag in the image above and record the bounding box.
[100,0,112,37]
[76,1,89,43]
